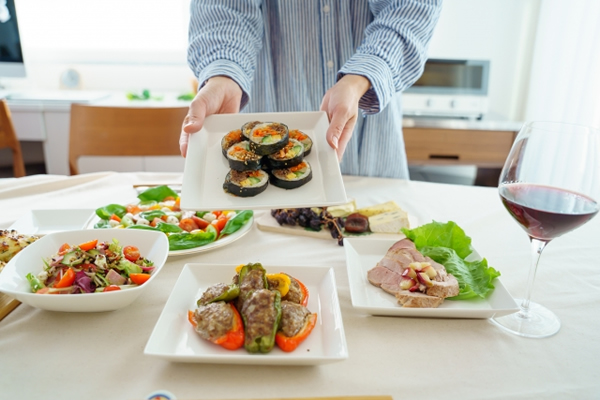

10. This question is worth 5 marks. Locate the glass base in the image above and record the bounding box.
[491,299,560,338]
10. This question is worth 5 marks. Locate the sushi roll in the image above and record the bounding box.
[241,121,262,139]
[226,141,262,171]
[289,129,313,157]
[221,129,244,157]
[248,122,289,156]
[266,139,304,169]
[223,169,269,197]
[270,161,313,190]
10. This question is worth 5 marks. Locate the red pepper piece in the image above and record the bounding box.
[275,313,317,352]
[188,303,244,351]
[296,278,309,307]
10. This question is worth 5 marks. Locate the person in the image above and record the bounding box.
[181,0,442,179]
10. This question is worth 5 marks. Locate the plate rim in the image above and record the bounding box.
[8,208,97,236]
[344,237,520,319]
[167,216,254,256]
[144,262,349,365]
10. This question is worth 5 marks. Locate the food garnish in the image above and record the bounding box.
[94,186,253,251]
[270,200,410,245]
[367,221,501,308]
[188,263,316,353]
[26,238,154,294]
[0,230,40,273]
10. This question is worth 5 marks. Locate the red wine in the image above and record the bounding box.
[499,183,599,240]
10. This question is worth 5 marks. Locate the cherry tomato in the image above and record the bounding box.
[103,285,121,292]
[150,217,162,227]
[78,239,98,251]
[191,215,210,230]
[123,245,140,262]
[54,268,76,288]
[58,243,71,255]
[212,215,228,235]
[173,197,181,211]
[129,273,151,285]
[179,218,199,232]
[80,263,96,271]
[212,211,223,218]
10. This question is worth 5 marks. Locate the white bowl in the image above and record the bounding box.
[0,229,169,312]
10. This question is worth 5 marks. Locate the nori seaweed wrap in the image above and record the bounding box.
[248,122,289,156]
[270,161,313,190]
[223,169,269,197]
[266,139,304,169]
[226,141,262,171]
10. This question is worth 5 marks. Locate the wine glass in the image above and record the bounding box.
[491,121,600,338]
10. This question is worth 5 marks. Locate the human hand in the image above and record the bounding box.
[180,76,243,157]
[320,74,371,161]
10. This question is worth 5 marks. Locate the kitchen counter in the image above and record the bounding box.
[5,90,523,182]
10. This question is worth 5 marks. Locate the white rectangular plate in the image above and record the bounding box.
[144,263,348,365]
[8,209,96,236]
[344,238,519,319]
[181,111,348,211]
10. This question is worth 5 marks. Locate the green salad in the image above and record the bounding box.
[94,185,253,252]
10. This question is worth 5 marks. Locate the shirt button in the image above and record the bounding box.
[323,5,330,13]
[327,60,334,69]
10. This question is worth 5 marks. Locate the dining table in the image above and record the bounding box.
[0,171,598,400]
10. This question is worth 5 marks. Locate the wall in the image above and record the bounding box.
[427,0,540,121]
[2,0,540,121]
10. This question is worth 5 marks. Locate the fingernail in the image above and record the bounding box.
[331,136,338,149]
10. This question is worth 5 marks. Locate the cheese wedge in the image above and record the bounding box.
[356,201,402,217]
[327,199,357,218]
[368,209,410,233]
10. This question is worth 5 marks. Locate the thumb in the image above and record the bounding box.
[326,113,345,151]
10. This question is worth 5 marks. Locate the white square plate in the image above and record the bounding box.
[344,238,519,319]
[9,209,96,235]
[144,263,348,365]
[181,111,348,211]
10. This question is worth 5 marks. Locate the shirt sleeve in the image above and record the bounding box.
[338,0,443,114]
[187,0,264,109]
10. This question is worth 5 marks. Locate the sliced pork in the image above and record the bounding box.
[366,238,460,308]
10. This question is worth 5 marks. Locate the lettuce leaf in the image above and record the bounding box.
[219,210,253,237]
[402,220,473,259]
[168,224,217,251]
[137,185,178,202]
[402,221,501,300]
[419,246,500,300]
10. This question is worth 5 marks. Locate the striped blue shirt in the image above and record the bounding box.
[188,0,442,178]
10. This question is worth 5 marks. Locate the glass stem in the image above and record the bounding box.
[521,237,549,314]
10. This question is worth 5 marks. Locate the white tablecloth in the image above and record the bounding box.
[1,172,599,400]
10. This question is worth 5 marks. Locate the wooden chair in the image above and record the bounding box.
[0,99,26,177]
[68,104,189,175]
